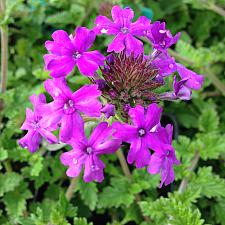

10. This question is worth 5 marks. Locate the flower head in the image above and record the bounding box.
[38,78,102,142]
[94,5,150,55]
[60,121,121,182]
[98,51,164,117]
[113,104,162,168]
[147,124,180,187]
[19,94,57,152]
[44,27,105,78]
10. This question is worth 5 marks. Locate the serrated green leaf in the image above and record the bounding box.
[0,172,22,197]
[189,167,225,198]
[74,217,93,225]
[98,177,135,208]
[78,179,98,211]
[198,107,219,132]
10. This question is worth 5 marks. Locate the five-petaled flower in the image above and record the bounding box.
[112,104,162,168]
[60,121,121,182]
[147,124,180,187]
[44,27,105,77]
[38,78,102,142]
[94,5,150,55]
[19,94,58,152]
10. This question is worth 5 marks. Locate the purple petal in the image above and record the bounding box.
[51,30,71,43]
[47,56,75,78]
[89,122,109,145]
[39,128,58,144]
[125,34,144,56]
[94,139,121,155]
[94,15,119,35]
[176,64,204,90]
[111,5,134,27]
[44,78,72,100]
[130,16,151,36]
[112,121,137,143]
[60,114,73,142]
[128,105,145,127]
[77,51,105,76]
[147,153,163,174]
[20,108,35,130]
[127,137,151,168]
[73,27,96,53]
[18,130,42,153]
[60,150,86,177]
[83,155,105,182]
[72,85,102,117]
[45,41,74,56]
[107,33,126,53]
[145,103,162,130]
[44,54,56,70]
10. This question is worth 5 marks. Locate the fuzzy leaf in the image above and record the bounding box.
[78,179,98,211]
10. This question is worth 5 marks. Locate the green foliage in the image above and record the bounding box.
[0,0,225,224]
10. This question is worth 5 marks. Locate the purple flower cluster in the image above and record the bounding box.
[19,5,204,187]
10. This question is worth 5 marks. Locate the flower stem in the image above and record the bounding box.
[178,151,200,193]
[0,0,8,94]
[210,4,225,18]
[66,176,79,201]
[115,149,132,181]
[116,149,152,223]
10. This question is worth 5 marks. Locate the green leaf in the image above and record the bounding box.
[98,177,135,208]
[73,217,93,225]
[0,148,8,161]
[189,167,225,198]
[3,182,32,220]
[0,172,22,197]
[140,191,204,225]
[198,107,219,132]
[212,198,225,225]
[78,179,98,211]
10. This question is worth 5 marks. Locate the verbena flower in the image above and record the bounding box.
[44,27,105,77]
[147,124,180,187]
[146,21,180,52]
[159,76,191,101]
[94,5,150,55]
[19,94,57,152]
[38,78,102,142]
[112,104,162,168]
[60,121,121,182]
[19,4,205,186]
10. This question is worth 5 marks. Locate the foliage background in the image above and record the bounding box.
[0,0,225,224]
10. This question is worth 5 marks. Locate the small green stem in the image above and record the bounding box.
[178,151,200,193]
[66,176,79,201]
[116,149,132,181]
[210,4,225,18]
[116,149,152,223]
[0,0,8,94]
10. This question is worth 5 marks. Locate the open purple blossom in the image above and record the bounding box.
[147,124,180,187]
[44,27,105,78]
[38,78,102,142]
[19,94,58,153]
[146,21,180,52]
[94,5,150,55]
[60,121,121,182]
[159,76,192,101]
[112,104,162,168]
[101,103,116,118]
[176,63,204,90]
